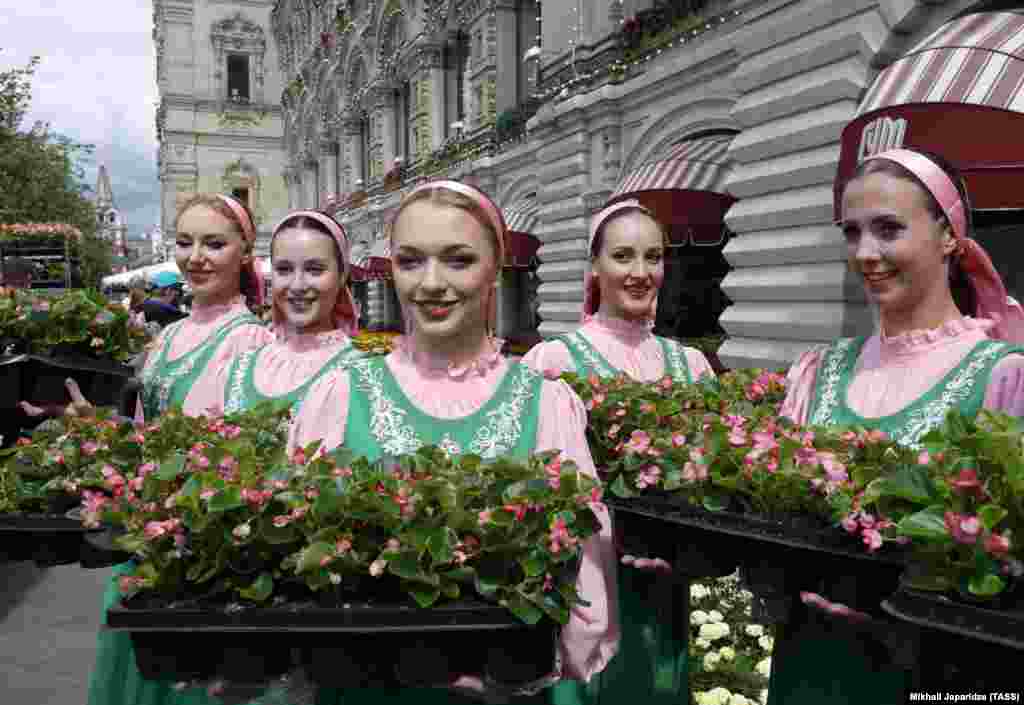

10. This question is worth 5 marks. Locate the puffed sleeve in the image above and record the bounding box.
[779,346,827,425]
[983,353,1024,417]
[519,339,576,378]
[181,323,274,418]
[287,365,351,456]
[534,379,620,683]
[683,346,716,381]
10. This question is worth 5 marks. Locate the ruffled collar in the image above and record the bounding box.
[393,334,505,380]
[588,310,654,346]
[275,328,350,353]
[878,316,995,360]
[188,295,250,326]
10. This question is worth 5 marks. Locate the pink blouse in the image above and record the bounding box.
[780,316,1024,424]
[520,312,715,382]
[182,329,352,417]
[290,338,620,683]
[136,297,273,421]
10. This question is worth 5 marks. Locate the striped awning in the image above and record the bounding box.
[611,134,735,199]
[858,12,1024,117]
[351,239,392,281]
[503,194,540,233]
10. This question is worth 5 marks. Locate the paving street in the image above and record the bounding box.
[2,561,109,705]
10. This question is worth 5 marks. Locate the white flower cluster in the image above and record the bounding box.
[693,686,767,705]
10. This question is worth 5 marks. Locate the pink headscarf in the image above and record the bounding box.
[270,210,360,336]
[863,149,1024,344]
[582,199,660,325]
[391,179,506,335]
[215,194,265,309]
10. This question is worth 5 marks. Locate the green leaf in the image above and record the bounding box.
[702,492,728,512]
[967,572,1006,597]
[977,504,1008,532]
[895,506,952,542]
[519,554,545,578]
[611,475,635,498]
[298,541,335,573]
[503,593,543,625]
[238,572,274,602]
[154,454,186,481]
[207,486,244,513]
[406,583,441,607]
[426,526,455,565]
[874,465,939,506]
[389,551,439,586]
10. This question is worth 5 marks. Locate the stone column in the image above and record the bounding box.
[319,138,338,206]
[422,47,446,151]
[493,0,520,116]
[371,87,397,178]
[303,155,318,209]
[340,115,364,193]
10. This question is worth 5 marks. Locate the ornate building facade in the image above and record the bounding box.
[271,0,1021,367]
[154,0,289,257]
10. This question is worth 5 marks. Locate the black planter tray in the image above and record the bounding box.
[0,510,102,566]
[882,585,1024,650]
[609,494,912,615]
[106,598,559,688]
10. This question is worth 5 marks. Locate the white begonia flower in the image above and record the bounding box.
[329,572,342,585]
[745,624,765,637]
[759,635,774,651]
[691,583,710,599]
[708,609,724,622]
[756,657,772,678]
[759,689,768,705]
[719,599,732,609]
[691,609,710,625]
[728,695,750,705]
[699,621,731,641]
[741,589,754,600]
[703,652,721,671]
[232,523,251,539]
[718,646,735,661]
[708,686,732,705]
[695,638,711,649]
[694,693,710,705]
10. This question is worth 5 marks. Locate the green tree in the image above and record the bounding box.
[0,51,111,287]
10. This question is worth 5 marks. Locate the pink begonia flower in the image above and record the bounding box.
[746,382,766,401]
[728,427,749,447]
[138,462,156,477]
[173,533,187,549]
[232,523,251,539]
[82,441,99,456]
[820,453,848,483]
[752,431,778,452]
[369,559,388,577]
[386,538,401,551]
[607,424,621,439]
[858,513,876,529]
[144,521,169,540]
[119,575,146,595]
[917,450,931,465]
[841,514,859,534]
[949,469,983,496]
[985,533,1011,557]
[682,461,708,483]
[320,555,333,567]
[944,512,981,544]
[101,464,116,478]
[91,337,104,348]
[200,488,217,501]
[624,430,651,454]
[478,510,493,525]
[634,465,661,490]
[336,539,352,554]
[865,429,888,444]
[671,433,686,448]
[453,550,468,565]
[614,408,627,418]
[723,414,746,429]
[272,515,291,528]
[543,573,555,592]
[862,529,883,551]
[128,477,144,492]
[332,466,353,477]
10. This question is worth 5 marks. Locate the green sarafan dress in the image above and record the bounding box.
[87,307,266,705]
[315,354,547,705]
[766,333,1024,705]
[545,330,697,705]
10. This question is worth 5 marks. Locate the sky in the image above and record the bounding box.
[1,0,160,242]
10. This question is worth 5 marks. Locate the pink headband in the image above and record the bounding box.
[270,210,360,336]
[862,149,1024,343]
[216,194,256,245]
[393,180,506,336]
[582,199,659,324]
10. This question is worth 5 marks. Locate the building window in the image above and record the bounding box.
[361,114,371,185]
[227,54,250,102]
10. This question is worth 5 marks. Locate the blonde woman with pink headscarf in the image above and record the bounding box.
[291,179,619,704]
[522,200,714,705]
[183,209,362,419]
[766,147,1024,705]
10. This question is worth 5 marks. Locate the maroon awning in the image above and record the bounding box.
[606,189,735,247]
[350,257,392,282]
[504,230,540,268]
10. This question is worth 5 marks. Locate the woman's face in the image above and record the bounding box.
[175,204,248,306]
[272,227,343,335]
[592,211,665,321]
[840,171,956,316]
[391,199,497,343]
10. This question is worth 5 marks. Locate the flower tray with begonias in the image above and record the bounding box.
[3,403,599,685]
[567,369,1022,615]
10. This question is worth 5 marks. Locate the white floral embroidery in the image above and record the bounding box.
[662,339,690,382]
[348,357,422,456]
[438,434,462,457]
[224,350,257,414]
[468,366,539,457]
[896,342,1007,447]
[564,331,616,377]
[809,339,856,426]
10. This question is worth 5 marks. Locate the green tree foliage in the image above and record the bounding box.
[0,51,111,288]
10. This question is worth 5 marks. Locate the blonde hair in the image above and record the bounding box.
[390,186,502,264]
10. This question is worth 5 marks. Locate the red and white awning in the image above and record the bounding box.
[501,194,542,268]
[858,12,1024,117]
[504,194,540,234]
[611,134,735,199]
[351,238,392,281]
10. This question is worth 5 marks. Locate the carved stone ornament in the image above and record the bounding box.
[583,189,612,215]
